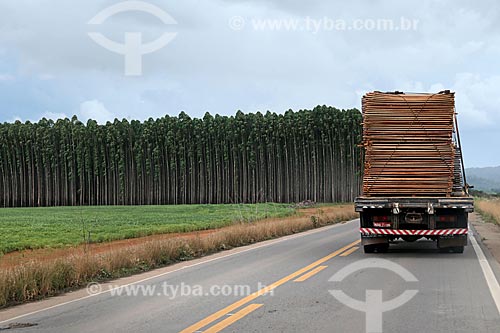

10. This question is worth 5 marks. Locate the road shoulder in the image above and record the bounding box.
[471,212,500,266]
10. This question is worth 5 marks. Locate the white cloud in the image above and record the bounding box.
[6,115,22,123]
[401,74,500,129]
[5,111,68,123]
[1,0,500,166]
[0,74,14,81]
[39,74,55,81]
[79,99,115,124]
[4,111,66,123]
[41,111,68,121]
[451,73,500,128]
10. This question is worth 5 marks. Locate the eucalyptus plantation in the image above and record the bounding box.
[0,106,362,207]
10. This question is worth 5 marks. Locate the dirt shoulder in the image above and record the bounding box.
[470,212,500,264]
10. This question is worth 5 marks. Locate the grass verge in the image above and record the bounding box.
[0,204,356,308]
[0,203,293,254]
[475,199,500,225]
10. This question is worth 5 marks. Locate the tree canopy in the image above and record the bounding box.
[0,106,362,207]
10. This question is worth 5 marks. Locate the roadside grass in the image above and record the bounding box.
[0,204,356,308]
[475,199,500,225]
[0,203,293,254]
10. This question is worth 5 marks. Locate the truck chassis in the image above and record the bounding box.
[355,196,474,253]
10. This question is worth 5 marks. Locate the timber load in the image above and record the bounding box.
[361,91,457,197]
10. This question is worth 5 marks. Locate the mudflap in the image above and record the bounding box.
[362,236,390,253]
[361,236,389,246]
[437,235,467,248]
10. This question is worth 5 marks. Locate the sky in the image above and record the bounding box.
[0,0,499,167]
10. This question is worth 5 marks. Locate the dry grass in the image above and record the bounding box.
[0,204,356,308]
[476,199,500,225]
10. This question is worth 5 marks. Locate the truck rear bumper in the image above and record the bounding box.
[360,232,468,247]
[359,228,468,236]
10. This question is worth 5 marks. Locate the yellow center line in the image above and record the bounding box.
[179,239,360,333]
[294,265,328,282]
[203,304,264,333]
[339,246,359,257]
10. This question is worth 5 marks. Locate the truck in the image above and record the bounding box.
[355,91,474,253]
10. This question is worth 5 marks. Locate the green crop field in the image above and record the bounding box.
[0,203,294,254]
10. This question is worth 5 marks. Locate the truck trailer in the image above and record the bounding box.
[355,91,474,253]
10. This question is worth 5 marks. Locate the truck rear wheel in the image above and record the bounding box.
[439,245,464,253]
[364,243,389,253]
[377,243,389,253]
[364,245,375,253]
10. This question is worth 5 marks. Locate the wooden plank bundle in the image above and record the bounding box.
[362,91,456,197]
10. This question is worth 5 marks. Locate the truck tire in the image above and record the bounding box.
[364,244,389,253]
[439,246,464,253]
[377,243,389,253]
[364,245,375,253]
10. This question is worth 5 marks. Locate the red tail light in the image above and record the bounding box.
[373,216,390,222]
[438,215,457,223]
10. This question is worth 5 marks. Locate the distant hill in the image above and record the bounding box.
[466,166,500,193]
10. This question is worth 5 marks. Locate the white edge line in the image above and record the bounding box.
[0,218,358,325]
[469,228,500,315]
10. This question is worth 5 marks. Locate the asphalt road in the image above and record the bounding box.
[1,218,500,333]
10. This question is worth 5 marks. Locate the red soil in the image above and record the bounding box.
[0,230,218,269]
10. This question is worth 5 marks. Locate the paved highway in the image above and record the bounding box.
[1,218,500,332]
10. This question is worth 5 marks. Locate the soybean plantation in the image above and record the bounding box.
[0,203,294,253]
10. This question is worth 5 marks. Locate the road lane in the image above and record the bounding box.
[293,265,328,282]
[179,238,360,333]
[203,303,264,333]
[339,246,360,257]
[1,219,499,333]
[213,231,500,332]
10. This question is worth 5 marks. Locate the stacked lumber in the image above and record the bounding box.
[362,91,456,197]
